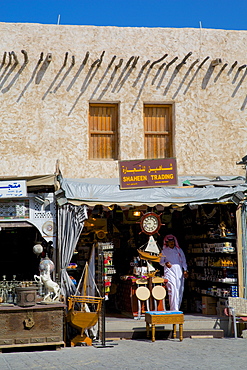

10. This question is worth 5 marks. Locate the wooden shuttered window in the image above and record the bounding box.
[89,103,118,159]
[144,104,173,159]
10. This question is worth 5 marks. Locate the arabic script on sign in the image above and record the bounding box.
[0,180,27,198]
[119,158,177,189]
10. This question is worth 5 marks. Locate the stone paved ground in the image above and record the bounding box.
[0,338,246,370]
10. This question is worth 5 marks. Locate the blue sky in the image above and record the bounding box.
[0,0,247,30]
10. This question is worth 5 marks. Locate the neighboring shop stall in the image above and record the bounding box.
[0,175,65,351]
[57,175,247,318]
[0,175,57,286]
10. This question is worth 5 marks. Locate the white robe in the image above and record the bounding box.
[160,246,187,311]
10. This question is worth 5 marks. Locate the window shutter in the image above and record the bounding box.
[89,104,118,159]
[144,105,173,159]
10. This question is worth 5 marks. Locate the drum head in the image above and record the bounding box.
[136,286,150,301]
[152,285,166,300]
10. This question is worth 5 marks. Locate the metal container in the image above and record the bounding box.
[16,286,38,307]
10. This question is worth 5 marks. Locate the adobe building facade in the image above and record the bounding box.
[0,22,247,179]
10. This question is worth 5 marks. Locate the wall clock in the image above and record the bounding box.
[139,212,162,235]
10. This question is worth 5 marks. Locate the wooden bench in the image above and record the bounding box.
[145,311,184,342]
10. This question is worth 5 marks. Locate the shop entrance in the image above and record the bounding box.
[70,203,238,317]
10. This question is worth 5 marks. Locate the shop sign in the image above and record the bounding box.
[119,158,177,189]
[0,180,27,198]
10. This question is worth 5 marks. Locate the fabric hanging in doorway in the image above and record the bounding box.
[241,203,247,298]
[58,204,88,298]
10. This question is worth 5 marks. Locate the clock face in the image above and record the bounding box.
[141,213,161,235]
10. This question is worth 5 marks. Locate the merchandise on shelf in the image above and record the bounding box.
[187,235,238,305]
[98,242,116,298]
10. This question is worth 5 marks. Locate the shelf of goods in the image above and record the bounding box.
[187,238,238,313]
[98,242,116,298]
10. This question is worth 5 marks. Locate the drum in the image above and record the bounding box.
[152,285,166,300]
[136,286,151,301]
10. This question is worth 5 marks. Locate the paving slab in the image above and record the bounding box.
[0,338,247,369]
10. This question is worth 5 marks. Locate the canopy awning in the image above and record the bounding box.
[0,174,57,191]
[59,175,247,207]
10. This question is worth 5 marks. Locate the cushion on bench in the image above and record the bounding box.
[146,311,183,315]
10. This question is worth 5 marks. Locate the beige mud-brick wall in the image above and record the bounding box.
[0,22,247,178]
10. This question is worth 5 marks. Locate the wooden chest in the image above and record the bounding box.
[0,303,65,351]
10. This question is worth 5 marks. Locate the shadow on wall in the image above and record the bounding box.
[0,49,247,113]
[89,55,117,100]
[35,53,52,84]
[42,53,75,100]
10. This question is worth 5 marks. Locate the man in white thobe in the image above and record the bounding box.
[160,234,188,311]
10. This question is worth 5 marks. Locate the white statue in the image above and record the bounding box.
[34,264,61,302]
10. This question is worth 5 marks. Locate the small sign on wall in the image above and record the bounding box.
[0,180,27,198]
[119,158,177,189]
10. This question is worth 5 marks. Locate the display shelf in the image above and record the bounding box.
[191,265,237,269]
[185,236,236,241]
[190,290,233,299]
[189,278,237,285]
[206,266,237,269]
[188,252,236,255]
[97,242,116,298]
[186,232,238,310]
[189,284,237,296]
[182,203,238,313]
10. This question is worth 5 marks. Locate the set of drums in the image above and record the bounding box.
[135,285,166,301]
